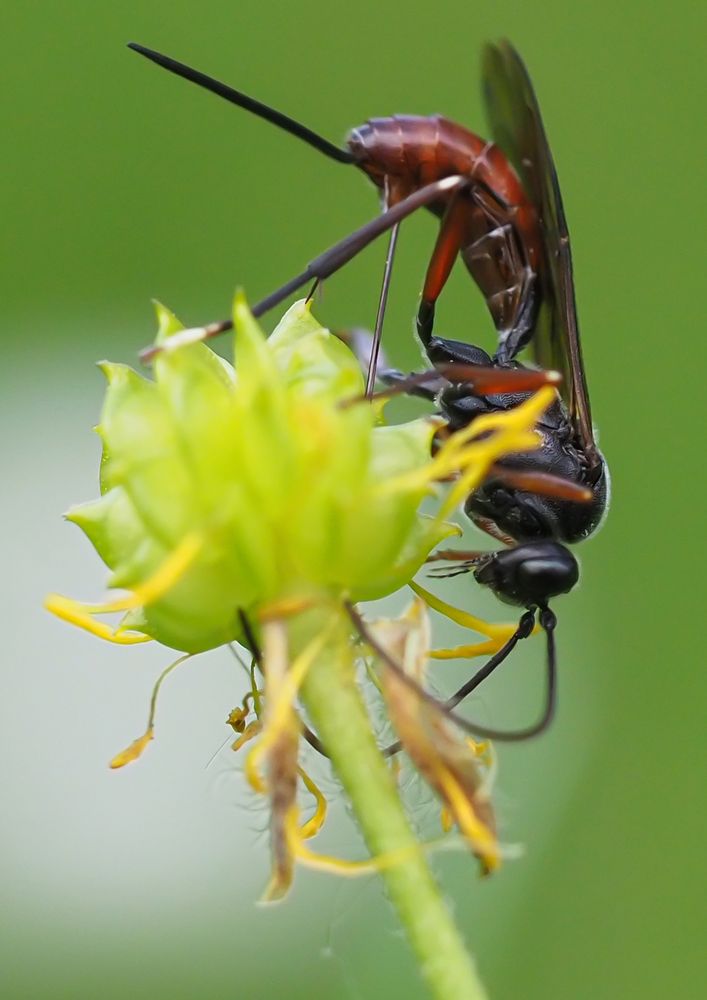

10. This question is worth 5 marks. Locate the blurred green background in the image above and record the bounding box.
[2,2,704,998]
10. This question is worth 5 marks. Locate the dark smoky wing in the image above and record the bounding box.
[481,40,599,465]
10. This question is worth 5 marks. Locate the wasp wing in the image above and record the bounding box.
[482,40,600,470]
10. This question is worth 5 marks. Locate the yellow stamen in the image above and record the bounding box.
[377,387,555,506]
[297,766,327,840]
[45,533,203,644]
[231,720,262,753]
[43,594,151,644]
[468,386,556,438]
[117,533,202,608]
[109,653,193,768]
[227,689,261,734]
[435,432,538,521]
[440,804,453,833]
[257,596,315,622]
[471,739,498,798]
[245,619,336,794]
[411,582,525,644]
[430,641,508,660]
[435,765,500,873]
[467,738,491,759]
[227,705,250,734]
[286,807,422,876]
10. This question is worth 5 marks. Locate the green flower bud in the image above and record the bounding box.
[49,295,457,653]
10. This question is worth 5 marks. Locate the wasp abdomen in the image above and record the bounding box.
[348,115,527,209]
[347,114,540,291]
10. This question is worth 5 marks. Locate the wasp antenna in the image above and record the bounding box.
[463,607,557,742]
[127,42,356,165]
[378,611,533,759]
[445,610,536,711]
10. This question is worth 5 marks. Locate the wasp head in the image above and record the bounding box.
[473,542,579,609]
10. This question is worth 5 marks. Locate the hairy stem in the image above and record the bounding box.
[292,604,489,1000]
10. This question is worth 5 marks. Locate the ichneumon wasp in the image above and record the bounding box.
[128,39,608,740]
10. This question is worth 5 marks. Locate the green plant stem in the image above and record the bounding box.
[293,605,489,1000]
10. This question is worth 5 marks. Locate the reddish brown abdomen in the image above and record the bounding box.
[347,114,539,267]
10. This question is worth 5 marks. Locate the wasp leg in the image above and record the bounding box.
[378,369,443,402]
[487,466,593,503]
[427,562,479,579]
[461,184,538,362]
[366,219,400,396]
[339,363,556,409]
[140,175,469,362]
[416,194,472,349]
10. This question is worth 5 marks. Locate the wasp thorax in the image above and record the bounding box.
[465,457,607,545]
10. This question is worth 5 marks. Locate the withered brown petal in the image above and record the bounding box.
[373,605,500,875]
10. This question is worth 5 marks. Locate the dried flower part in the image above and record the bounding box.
[374,599,500,874]
[258,622,300,901]
[243,615,336,899]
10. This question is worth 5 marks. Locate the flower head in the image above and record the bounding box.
[47,294,556,896]
[48,296,462,651]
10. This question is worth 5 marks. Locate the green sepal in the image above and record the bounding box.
[66,487,159,583]
[349,516,461,602]
[268,300,364,403]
